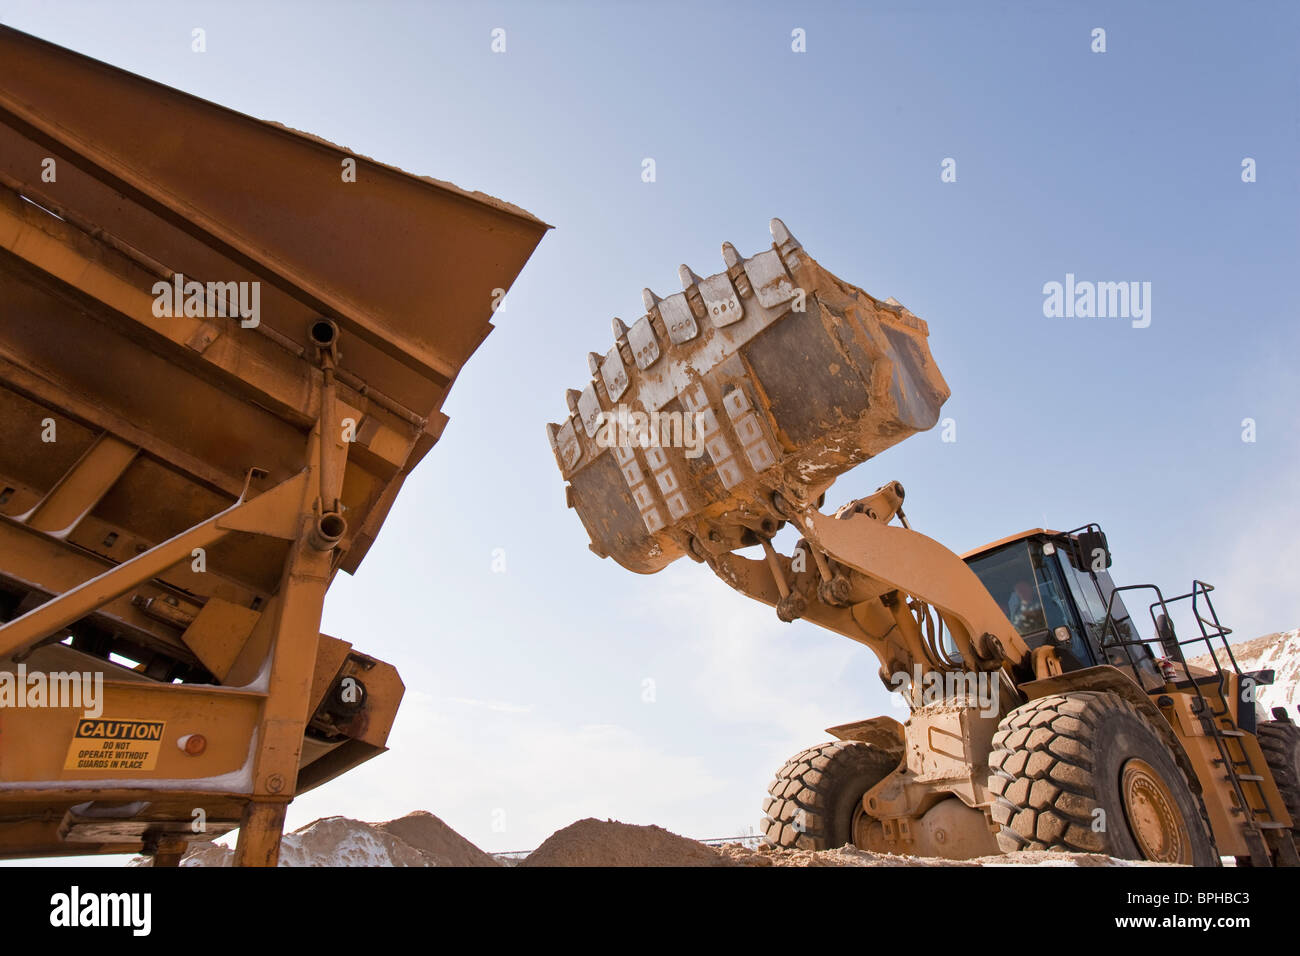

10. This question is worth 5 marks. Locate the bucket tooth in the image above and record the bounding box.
[612,317,629,340]
[565,388,581,414]
[723,241,753,297]
[642,288,661,311]
[545,422,559,448]
[771,217,803,269]
[679,265,707,319]
[587,352,603,375]
[770,217,797,247]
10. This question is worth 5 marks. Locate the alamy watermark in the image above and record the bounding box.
[888,665,1000,718]
[593,404,706,459]
[50,886,150,936]
[152,273,260,328]
[0,665,103,718]
[1042,273,1151,328]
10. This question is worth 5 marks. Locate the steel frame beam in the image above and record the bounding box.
[0,470,307,662]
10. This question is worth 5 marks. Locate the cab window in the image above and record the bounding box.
[965,541,1070,640]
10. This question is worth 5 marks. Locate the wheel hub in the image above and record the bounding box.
[851,800,874,851]
[1120,758,1190,864]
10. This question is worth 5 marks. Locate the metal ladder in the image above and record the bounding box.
[1099,580,1285,865]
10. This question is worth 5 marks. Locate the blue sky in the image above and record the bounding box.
[3,0,1297,858]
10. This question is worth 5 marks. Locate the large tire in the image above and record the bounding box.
[1257,720,1300,853]
[761,740,897,850]
[988,691,1218,865]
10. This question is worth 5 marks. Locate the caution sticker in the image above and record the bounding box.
[63,718,166,772]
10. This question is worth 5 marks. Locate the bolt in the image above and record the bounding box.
[818,575,852,607]
[776,592,807,623]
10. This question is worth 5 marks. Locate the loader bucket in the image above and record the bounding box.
[548,220,949,574]
[0,27,547,861]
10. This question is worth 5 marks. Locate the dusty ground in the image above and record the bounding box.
[715,842,1168,867]
[138,630,1297,868]
[521,819,1162,867]
[137,815,1161,867]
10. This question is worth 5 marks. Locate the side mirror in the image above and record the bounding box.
[1074,530,1111,571]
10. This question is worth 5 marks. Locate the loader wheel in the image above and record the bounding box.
[988,691,1217,865]
[761,740,897,850]
[1257,720,1300,852]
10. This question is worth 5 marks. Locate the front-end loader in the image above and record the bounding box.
[547,219,1299,866]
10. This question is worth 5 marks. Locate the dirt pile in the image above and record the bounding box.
[376,810,499,867]
[275,815,444,866]
[133,811,497,867]
[519,818,728,867]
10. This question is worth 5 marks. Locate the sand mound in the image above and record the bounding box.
[377,811,499,867]
[520,818,728,867]
[134,813,498,867]
[277,816,439,866]
[167,841,232,867]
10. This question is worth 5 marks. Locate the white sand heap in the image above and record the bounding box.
[1188,627,1300,717]
[134,811,499,867]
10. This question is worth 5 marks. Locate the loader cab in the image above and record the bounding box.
[962,527,1158,684]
